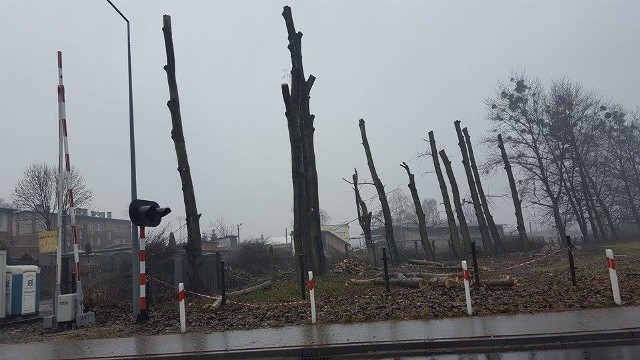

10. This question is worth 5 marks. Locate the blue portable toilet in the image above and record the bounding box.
[5,265,40,317]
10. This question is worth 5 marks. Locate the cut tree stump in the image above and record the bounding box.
[407,259,444,267]
[201,297,222,311]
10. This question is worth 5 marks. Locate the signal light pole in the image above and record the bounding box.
[129,199,171,322]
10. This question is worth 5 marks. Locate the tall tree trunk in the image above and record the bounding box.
[162,15,203,290]
[281,83,307,272]
[352,169,375,264]
[497,134,529,249]
[400,162,435,260]
[429,131,463,259]
[454,121,494,254]
[586,172,619,241]
[439,149,472,256]
[563,171,590,243]
[281,6,326,274]
[532,143,568,243]
[570,142,603,242]
[463,127,503,252]
[359,119,399,264]
[583,186,602,242]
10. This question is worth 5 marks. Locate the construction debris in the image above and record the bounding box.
[333,258,371,275]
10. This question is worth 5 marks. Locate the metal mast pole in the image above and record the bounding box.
[105,0,139,317]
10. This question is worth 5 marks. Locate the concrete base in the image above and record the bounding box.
[44,312,95,329]
[76,311,95,328]
[42,315,57,329]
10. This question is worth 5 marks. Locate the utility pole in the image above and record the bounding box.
[105,0,139,318]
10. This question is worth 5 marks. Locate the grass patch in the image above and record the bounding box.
[609,242,640,254]
[234,276,352,304]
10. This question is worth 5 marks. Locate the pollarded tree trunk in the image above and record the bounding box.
[428,131,463,259]
[463,127,503,253]
[439,149,472,257]
[359,119,399,264]
[352,169,375,265]
[498,134,529,249]
[162,15,203,290]
[281,83,307,272]
[400,162,435,260]
[454,121,494,254]
[281,6,326,275]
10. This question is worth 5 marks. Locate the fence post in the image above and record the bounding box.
[462,260,472,315]
[382,248,390,292]
[308,271,316,324]
[372,246,378,267]
[566,236,577,286]
[269,246,276,280]
[299,253,306,300]
[605,249,621,305]
[470,240,480,285]
[220,260,226,306]
[178,282,186,333]
[214,251,221,290]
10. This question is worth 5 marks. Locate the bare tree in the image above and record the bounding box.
[463,127,503,252]
[400,162,435,260]
[486,75,568,243]
[359,119,399,264]
[12,163,92,230]
[210,218,234,238]
[439,149,472,255]
[428,131,463,259]
[352,169,375,264]
[455,120,494,253]
[281,6,326,275]
[497,134,529,248]
[421,198,441,226]
[319,209,332,225]
[162,15,203,290]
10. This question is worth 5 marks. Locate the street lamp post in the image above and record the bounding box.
[105,0,139,317]
[237,223,243,243]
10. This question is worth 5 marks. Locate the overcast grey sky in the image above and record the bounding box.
[1,1,638,240]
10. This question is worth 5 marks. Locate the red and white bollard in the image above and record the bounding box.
[605,249,621,305]
[462,261,472,315]
[308,271,316,324]
[178,282,186,333]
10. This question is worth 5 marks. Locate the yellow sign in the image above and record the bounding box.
[38,230,58,253]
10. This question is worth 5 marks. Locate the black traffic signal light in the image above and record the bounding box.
[129,199,171,227]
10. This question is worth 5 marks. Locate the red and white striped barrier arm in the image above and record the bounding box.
[58,51,84,316]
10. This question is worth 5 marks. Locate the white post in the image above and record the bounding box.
[178,282,186,333]
[462,260,472,315]
[605,249,621,305]
[308,271,316,324]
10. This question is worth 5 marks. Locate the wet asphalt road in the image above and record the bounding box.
[380,344,640,360]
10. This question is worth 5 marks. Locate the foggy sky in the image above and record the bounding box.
[1,1,639,241]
